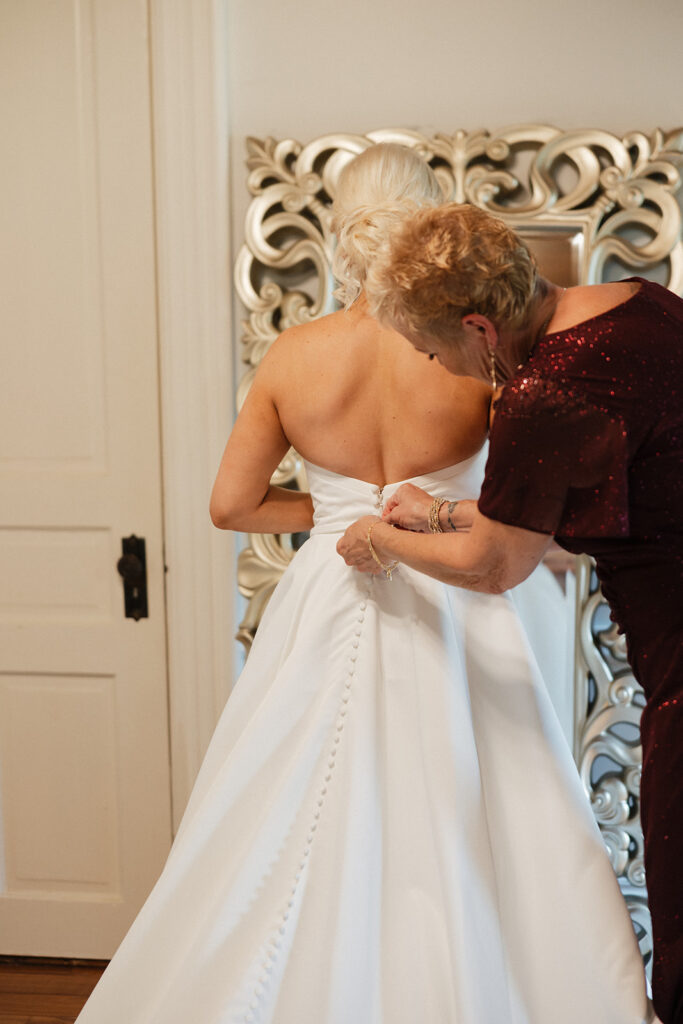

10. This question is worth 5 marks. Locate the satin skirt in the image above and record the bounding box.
[77,459,648,1023]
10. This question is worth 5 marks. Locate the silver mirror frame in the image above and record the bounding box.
[234,125,683,973]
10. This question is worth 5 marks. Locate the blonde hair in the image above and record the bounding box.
[366,203,538,342]
[332,143,443,308]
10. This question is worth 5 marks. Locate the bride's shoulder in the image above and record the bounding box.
[254,313,352,399]
[266,311,348,359]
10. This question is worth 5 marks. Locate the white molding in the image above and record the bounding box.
[149,0,235,830]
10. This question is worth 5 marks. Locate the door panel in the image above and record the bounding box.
[0,0,172,957]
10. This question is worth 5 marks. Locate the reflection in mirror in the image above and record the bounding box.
[234,127,683,978]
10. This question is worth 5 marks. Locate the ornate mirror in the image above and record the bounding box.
[234,124,683,974]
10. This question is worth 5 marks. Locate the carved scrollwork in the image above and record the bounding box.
[236,127,683,375]
[234,125,683,976]
[234,124,683,656]
[573,555,652,970]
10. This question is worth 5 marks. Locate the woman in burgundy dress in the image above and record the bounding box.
[337,202,683,1024]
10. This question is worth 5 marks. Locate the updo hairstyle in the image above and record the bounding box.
[366,203,539,343]
[332,143,443,308]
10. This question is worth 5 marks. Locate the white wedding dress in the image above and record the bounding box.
[77,449,649,1024]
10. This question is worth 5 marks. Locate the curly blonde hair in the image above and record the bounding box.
[332,144,443,308]
[366,203,538,342]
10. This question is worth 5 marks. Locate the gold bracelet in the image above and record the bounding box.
[367,522,399,581]
[429,497,446,534]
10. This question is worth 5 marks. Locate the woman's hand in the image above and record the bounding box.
[337,515,384,574]
[381,485,477,533]
[381,484,434,532]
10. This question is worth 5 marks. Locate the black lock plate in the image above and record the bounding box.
[116,535,149,621]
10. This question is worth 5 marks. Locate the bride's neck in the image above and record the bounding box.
[349,292,373,319]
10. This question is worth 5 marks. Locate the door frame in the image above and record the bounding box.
[149,0,237,830]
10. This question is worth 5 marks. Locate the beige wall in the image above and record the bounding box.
[227,0,683,240]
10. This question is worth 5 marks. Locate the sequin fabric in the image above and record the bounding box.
[479,277,683,1024]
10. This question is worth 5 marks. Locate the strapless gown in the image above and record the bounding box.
[76,452,649,1024]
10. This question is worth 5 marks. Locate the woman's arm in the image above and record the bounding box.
[336,506,552,593]
[210,364,314,534]
[380,483,476,533]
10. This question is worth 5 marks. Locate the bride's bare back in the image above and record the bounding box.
[210,301,491,533]
[268,303,490,484]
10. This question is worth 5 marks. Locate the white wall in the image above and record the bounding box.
[227,0,683,244]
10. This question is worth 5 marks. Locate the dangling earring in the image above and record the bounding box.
[488,347,497,389]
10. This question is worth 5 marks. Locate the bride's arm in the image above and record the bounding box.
[210,367,313,534]
[337,507,552,593]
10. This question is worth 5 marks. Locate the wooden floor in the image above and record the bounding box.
[0,958,107,1024]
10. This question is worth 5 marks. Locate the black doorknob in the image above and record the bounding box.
[117,553,144,583]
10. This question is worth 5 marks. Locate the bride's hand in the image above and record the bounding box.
[381,484,434,532]
[337,515,384,574]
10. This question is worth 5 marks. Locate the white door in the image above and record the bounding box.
[0,0,172,957]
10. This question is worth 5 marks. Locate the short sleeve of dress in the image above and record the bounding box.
[478,376,630,539]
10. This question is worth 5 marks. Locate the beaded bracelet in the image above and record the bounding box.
[367,522,399,581]
[428,497,446,534]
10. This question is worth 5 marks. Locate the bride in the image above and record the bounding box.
[75,144,649,1023]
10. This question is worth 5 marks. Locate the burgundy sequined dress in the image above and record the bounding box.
[479,278,683,1024]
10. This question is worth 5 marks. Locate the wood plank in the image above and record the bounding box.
[0,959,106,1024]
[1,1016,78,1024]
